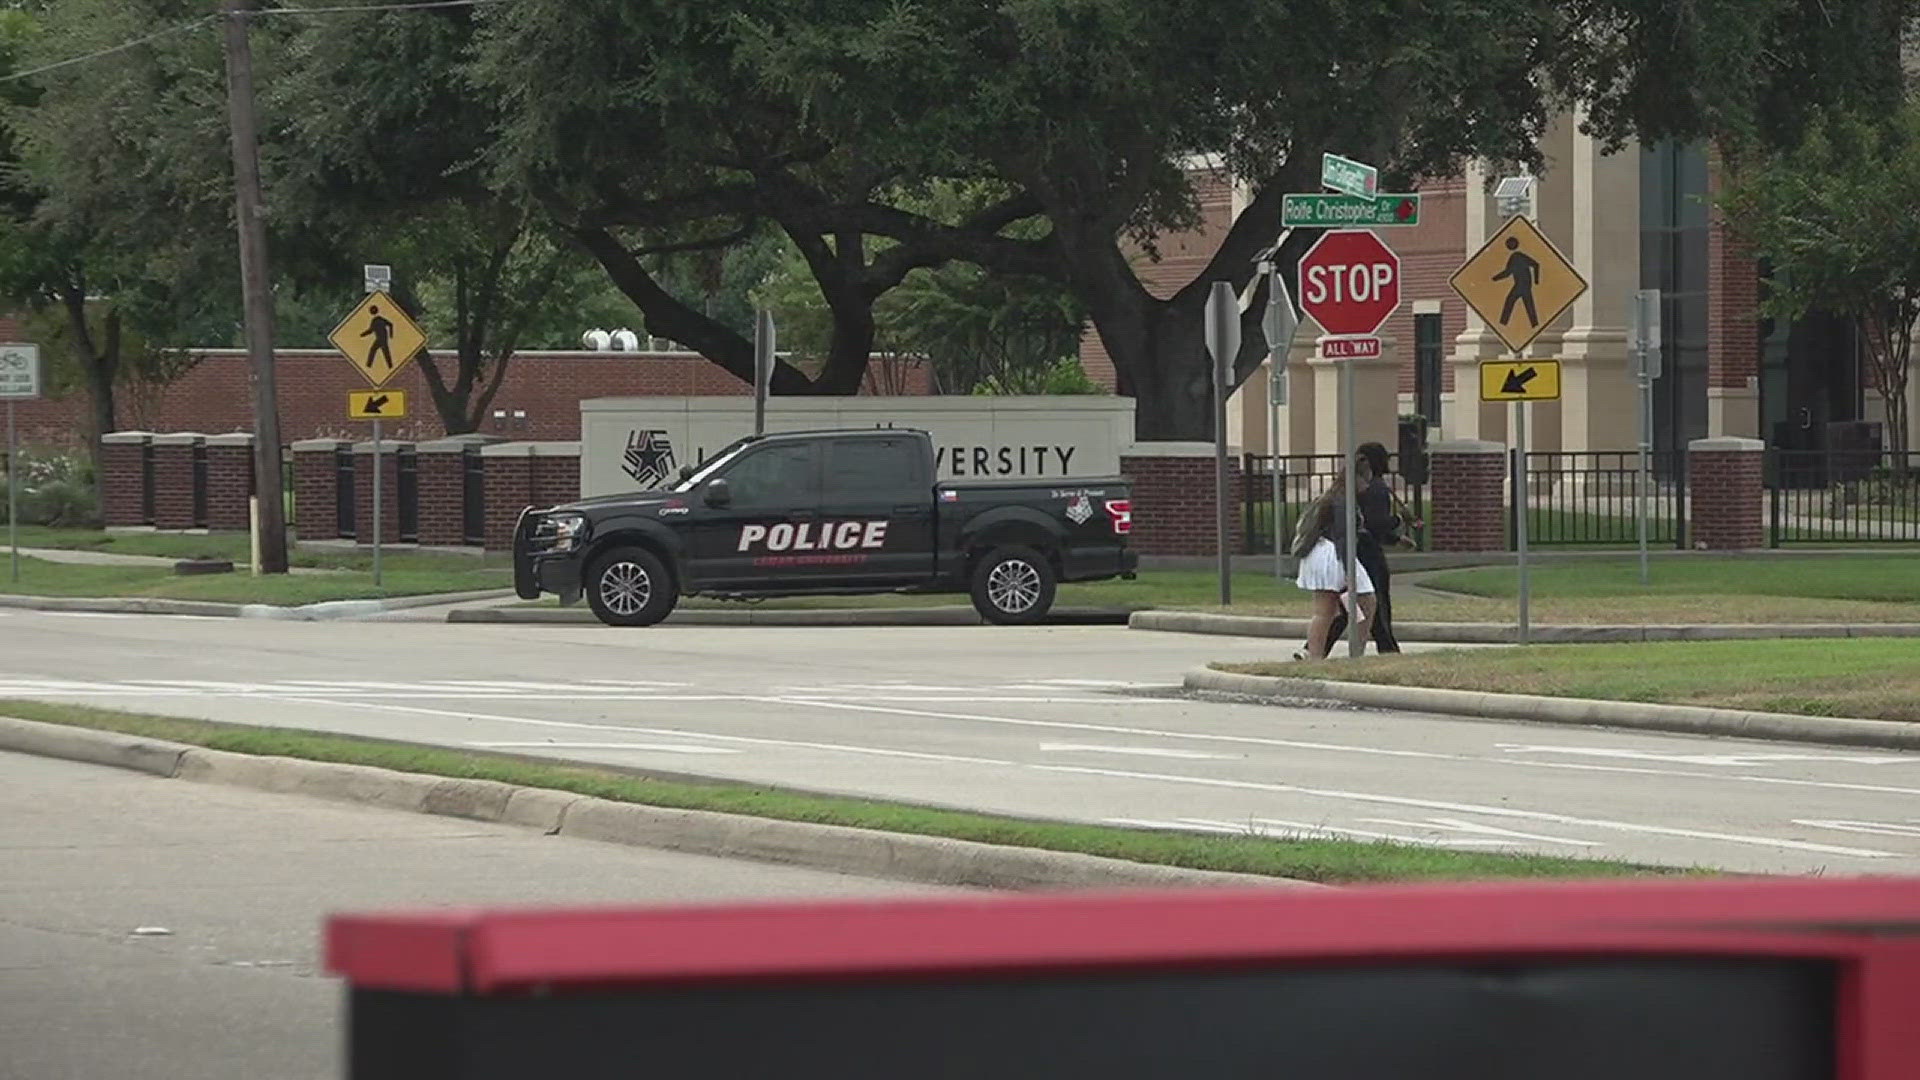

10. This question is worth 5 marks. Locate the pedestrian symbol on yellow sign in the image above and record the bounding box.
[328,291,426,388]
[1450,216,1588,354]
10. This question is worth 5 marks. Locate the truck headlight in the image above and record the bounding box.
[548,513,588,552]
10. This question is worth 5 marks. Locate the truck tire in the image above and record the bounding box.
[585,546,677,627]
[970,545,1057,625]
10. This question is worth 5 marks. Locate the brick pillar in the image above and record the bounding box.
[292,439,350,540]
[202,433,254,531]
[1428,439,1508,552]
[481,442,582,552]
[1687,437,1765,550]
[353,440,411,546]
[99,432,152,527]
[150,433,205,530]
[415,434,503,547]
[1118,443,1243,557]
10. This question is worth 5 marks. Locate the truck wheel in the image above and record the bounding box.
[971,546,1057,625]
[585,546,677,627]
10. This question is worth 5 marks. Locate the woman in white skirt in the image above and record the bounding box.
[1292,470,1375,659]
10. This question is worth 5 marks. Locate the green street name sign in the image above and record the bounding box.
[1283,193,1421,228]
[1320,153,1378,198]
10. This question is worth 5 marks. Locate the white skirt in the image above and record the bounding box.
[1295,538,1375,594]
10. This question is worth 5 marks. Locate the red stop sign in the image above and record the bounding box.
[1297,229,1401,337]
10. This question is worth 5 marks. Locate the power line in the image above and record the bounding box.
[0,0,515,84]
[253,0,514,14]
[0,16,213,83]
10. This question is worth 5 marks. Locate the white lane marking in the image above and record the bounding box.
[469,741,740,755]
[1035,764,1898,859]
[1249,818,1517,849]
[1500,744,1917,767]
[1038,743,1239,761]
[1793,820,1920,838]
[1110,816,1516,849]
[262,697,1020,769]
[1028,679,1160,688]
[1359,817,1603,848]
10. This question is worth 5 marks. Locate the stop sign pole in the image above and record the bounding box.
[1297,229,1401,658]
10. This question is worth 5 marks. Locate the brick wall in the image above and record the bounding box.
[1120,447,1242,556]
[292,440,350,540]
[415,435,499,547]
[483,445,581,552]
[353,442,407,546]
[151,435,203,530]
[1687,437,1765,549]
[100,434,150,527]
[203,435,254,531]
[1707,157,1762,391]
[1428,440,1507,551]
[1385,178,1468,397]
[6,349,937,450]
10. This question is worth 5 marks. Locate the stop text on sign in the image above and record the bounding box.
[1321,336,1382,360]
[1302,262,1395,306]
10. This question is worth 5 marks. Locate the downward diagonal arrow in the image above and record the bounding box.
[1500,367,1538,395]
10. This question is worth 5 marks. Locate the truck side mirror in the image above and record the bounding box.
[704,478,731,508]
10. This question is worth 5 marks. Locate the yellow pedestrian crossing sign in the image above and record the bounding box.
[348,389,408,420]
[328,291,426,388]
[1480,359,1562,402]
[1450,216,1588,354]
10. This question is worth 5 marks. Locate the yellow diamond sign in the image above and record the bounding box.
[328,291,426,388]
[1450,216,1588,354]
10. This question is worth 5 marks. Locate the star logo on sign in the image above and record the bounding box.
[622,429,678,488]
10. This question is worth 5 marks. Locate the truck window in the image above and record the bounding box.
[826,438,922,502]
[722,443,820,506]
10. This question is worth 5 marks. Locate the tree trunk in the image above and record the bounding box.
[60,284,117,523]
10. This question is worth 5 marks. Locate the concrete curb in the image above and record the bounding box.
[449,605,1136,627]
[1182,668,1920,751]
[0,716,1303,891]
[1131,610,1920,643]
[0,589,513,621]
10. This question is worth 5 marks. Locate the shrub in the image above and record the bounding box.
[0,449,100,527]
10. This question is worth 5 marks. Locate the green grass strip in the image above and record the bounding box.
[0,699,1685,885]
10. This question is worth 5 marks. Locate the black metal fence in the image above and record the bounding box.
[1520,450,1688,548]
[1240,453,1426,555]
[1769,450,1920,545]
[462,447,487,547]
[334,447,356,539]
[396,446,419,543]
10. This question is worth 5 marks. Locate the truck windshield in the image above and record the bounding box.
[671,437,754,492]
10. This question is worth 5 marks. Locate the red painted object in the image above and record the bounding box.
[329,877,1920,1079]
[1297,228,1402,337]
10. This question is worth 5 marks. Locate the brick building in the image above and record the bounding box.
[1084,124,1920,462]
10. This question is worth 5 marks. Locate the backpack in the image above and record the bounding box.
[1288,493,1330,560]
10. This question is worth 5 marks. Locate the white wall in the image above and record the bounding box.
[579,396,1137,497]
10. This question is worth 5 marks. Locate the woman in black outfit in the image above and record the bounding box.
[1326,442,1409,654]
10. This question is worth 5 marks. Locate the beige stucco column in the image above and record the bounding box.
[1447,160,1509,445]
[1307,337,1399,457]
[1558,109,1641,454]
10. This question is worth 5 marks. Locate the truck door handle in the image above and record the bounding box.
[790,511,817,522]
[893,505,924,515]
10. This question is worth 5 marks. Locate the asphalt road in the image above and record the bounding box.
[1,609,1917,875]
[0,751,955,1080]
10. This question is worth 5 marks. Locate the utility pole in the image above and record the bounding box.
[221,0,289,573]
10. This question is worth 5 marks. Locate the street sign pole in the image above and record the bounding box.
[1630,290,1662,587]
[7,398,15,584]
[1342,355,1361,658]
[1259,259,1297,582]
[1514,375,1530,646]
[1205,282,1239,607]
[371,418,383,587]
[1269,368,1284,582]
[753,309,775,436]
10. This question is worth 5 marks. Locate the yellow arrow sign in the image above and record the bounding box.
[1450,216,1588,354]
[348,389,408,420]
[1480,360,1562,402]
[329,291,426,388]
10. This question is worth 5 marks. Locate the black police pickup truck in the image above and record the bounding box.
[513,428,1137,626]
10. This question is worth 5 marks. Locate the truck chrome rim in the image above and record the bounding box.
[599,562,652,616]
[987,559,1041,613]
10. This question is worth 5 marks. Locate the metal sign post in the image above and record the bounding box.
[371,419,383,587]
[753,310,775,436]
[0,344,43,583]
[1205,282,1241,607]
[1260,264,1298,582]
[1629,290,1662,587]
[1513,390,1530,645]
[1342,357,1361,657]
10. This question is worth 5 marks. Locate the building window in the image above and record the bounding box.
[1640,142,1711,459]
[1413,313,1443,424]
